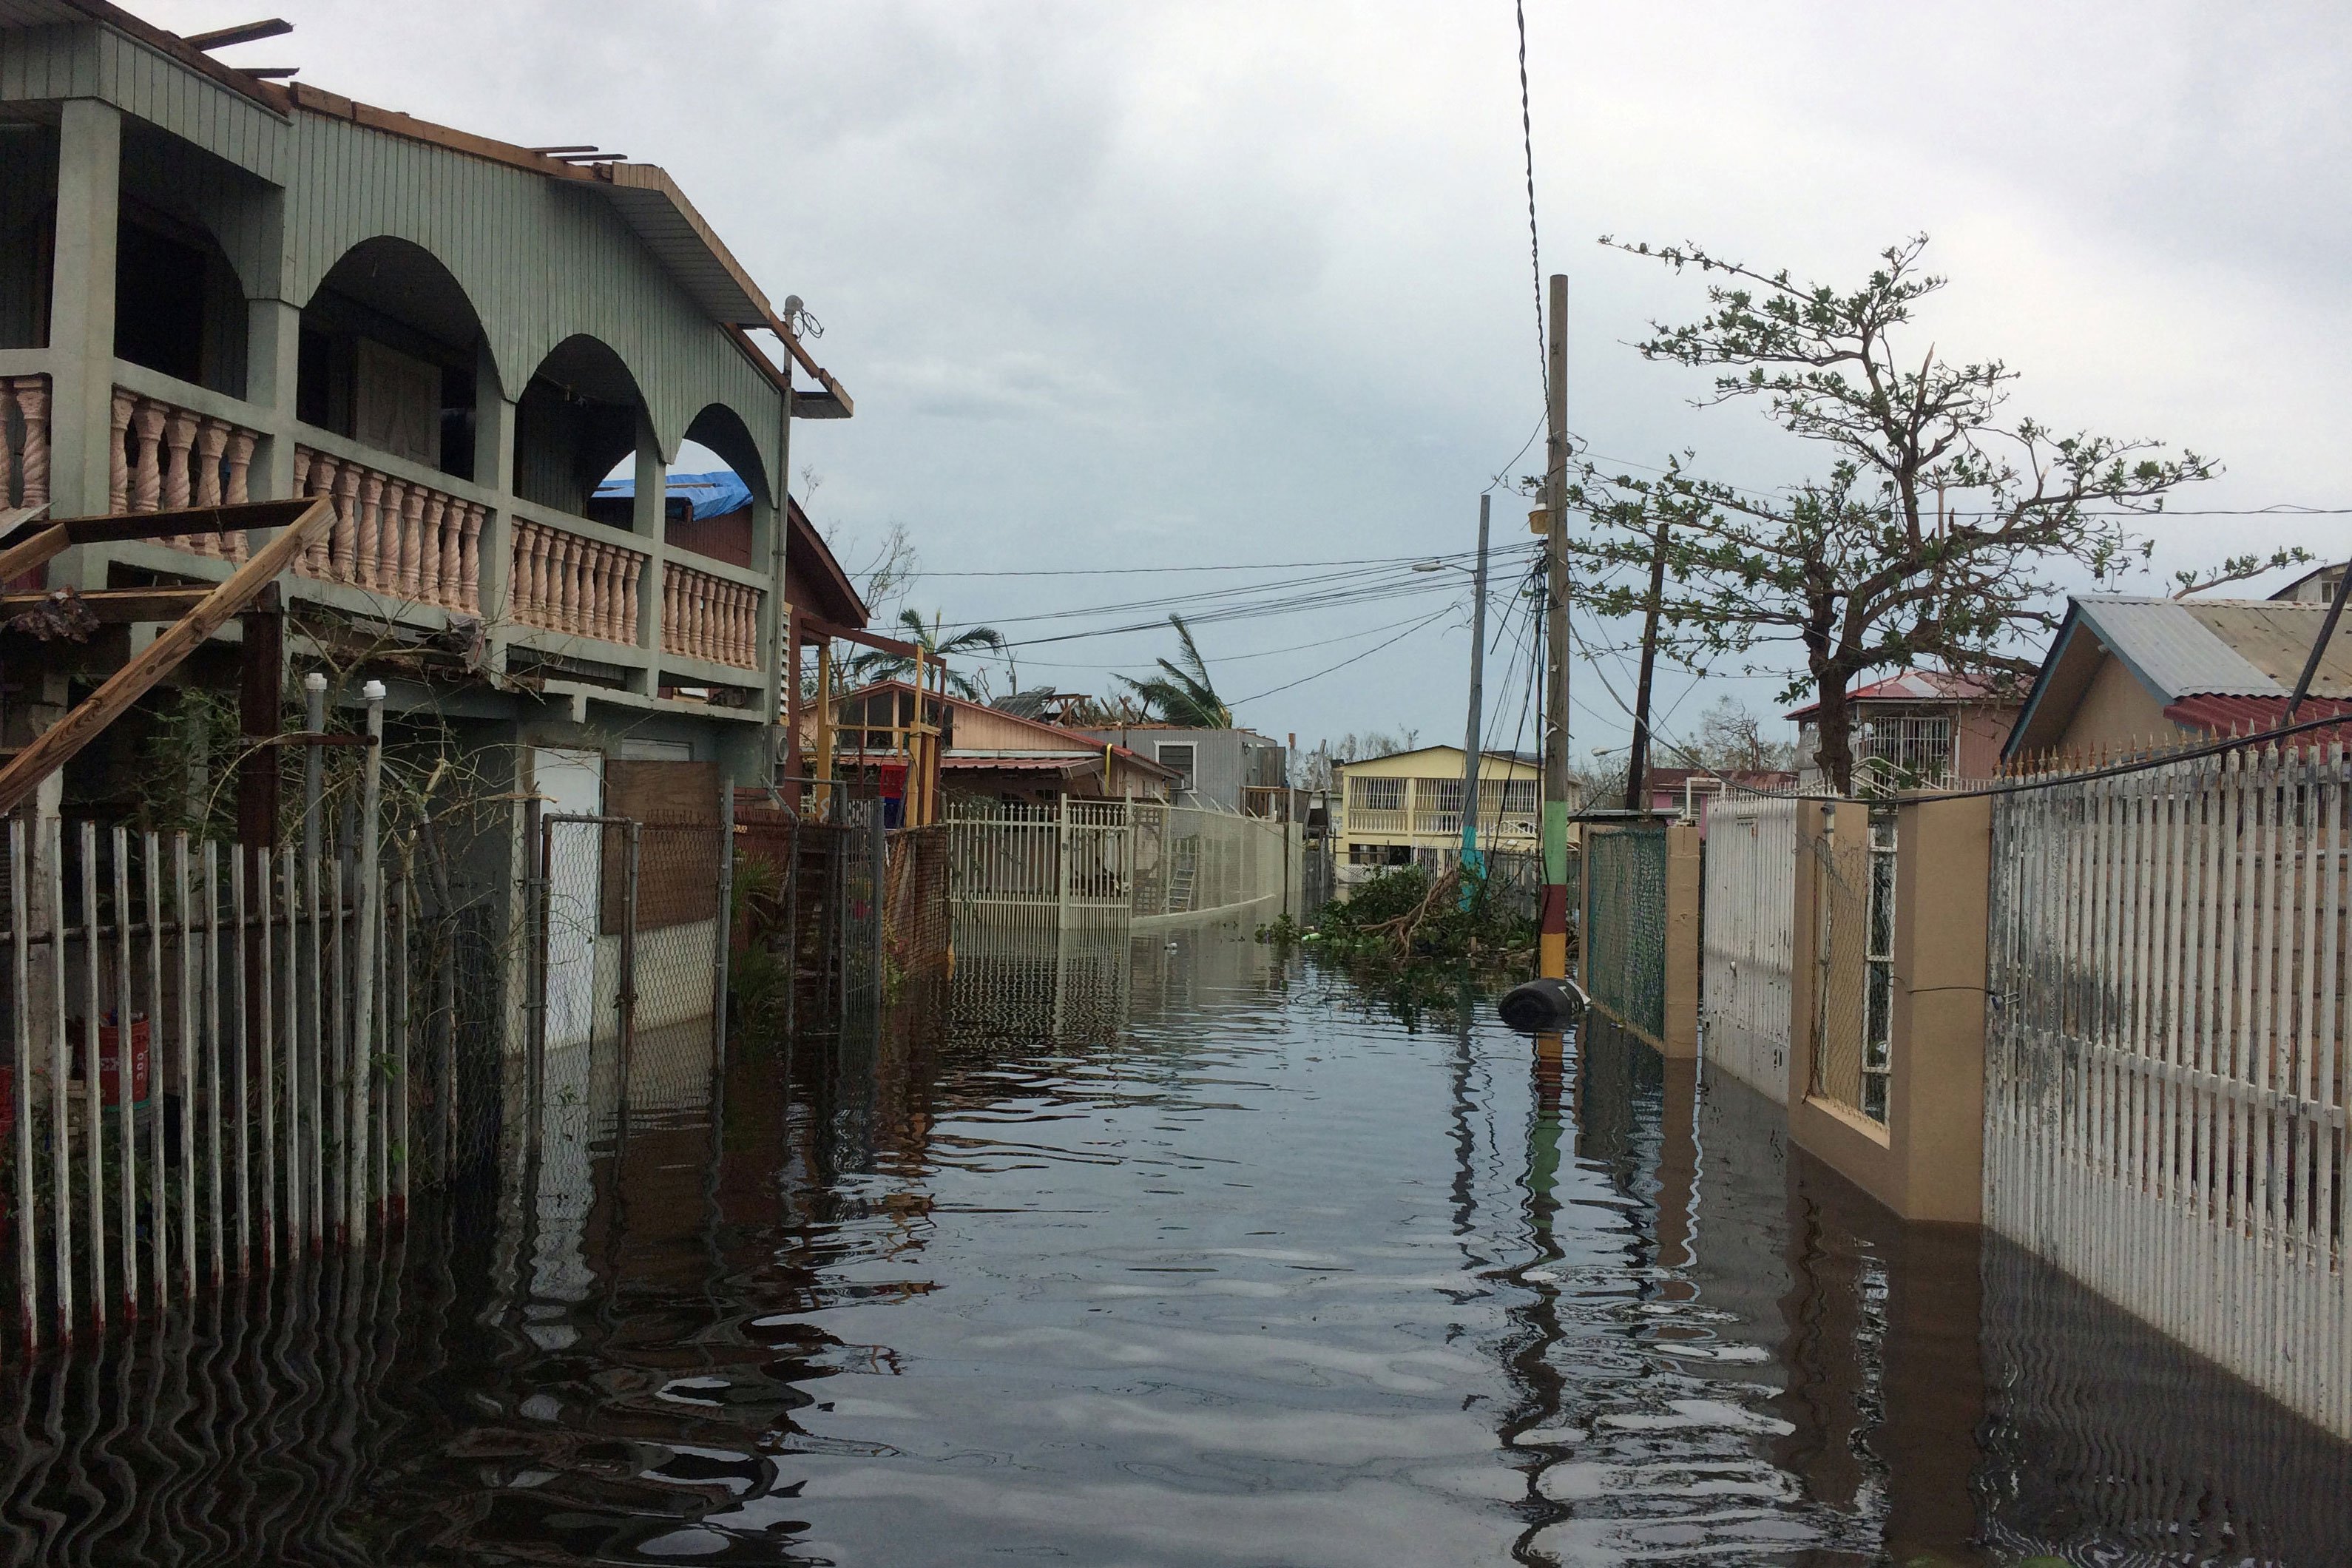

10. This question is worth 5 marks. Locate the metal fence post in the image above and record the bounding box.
[621,820,641,1084]
[714,785,733,1064]
[871,802,886,996]
[349,680,385,1243]
[523,792,546,1155]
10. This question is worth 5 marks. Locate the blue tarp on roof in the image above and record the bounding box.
[592,469,754,521]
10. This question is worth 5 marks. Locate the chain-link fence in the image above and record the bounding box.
[1583,821,1666,1041]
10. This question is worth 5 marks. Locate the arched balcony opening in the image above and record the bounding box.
[115,128,253,399]
[298,237,487,482]
[515,334,646,521]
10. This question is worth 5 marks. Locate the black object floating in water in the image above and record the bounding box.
[1498,977,1586,1033]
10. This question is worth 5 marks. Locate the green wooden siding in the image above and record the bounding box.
[2,17,785,489]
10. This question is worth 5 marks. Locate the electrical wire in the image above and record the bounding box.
[1515,0,1545,406]
[1229,603,1463,707]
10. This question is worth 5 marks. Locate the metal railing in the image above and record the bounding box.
[1985,741,2352,1438]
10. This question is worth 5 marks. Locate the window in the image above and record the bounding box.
[1157,743,1196,794]
[1348,776,1405,813]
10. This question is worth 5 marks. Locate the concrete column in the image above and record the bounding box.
[475,343,516,635]
[1885,794,1990,1223]
[1660,822,1702,1059]
[244,297,302,499]
[47,97,121,550]
[632,417,663,656]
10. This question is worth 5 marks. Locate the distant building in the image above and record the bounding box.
[2003,595,2352,764]
[1785,669,2019,791]
[834,681,1179,806]
[1331,746,1554,890]
[1641,766,1799,828]
[1075,725,1287,815]
[2273,561,2348,606]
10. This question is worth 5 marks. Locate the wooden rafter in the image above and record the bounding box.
[0,497,335,818]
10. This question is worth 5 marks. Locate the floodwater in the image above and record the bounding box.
[3,914,2351,1565]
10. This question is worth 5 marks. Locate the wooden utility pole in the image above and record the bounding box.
[1457,495,1491,888]
[1623,518,1669,813]
[1540,273,1571,981]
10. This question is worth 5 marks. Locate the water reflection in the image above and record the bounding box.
[1,923,2349,1564]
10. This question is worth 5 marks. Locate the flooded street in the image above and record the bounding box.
[4,916,2351,1565]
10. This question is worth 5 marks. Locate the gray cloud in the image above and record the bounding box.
[157,0,2352,754]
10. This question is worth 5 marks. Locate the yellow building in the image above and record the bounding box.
[1331,746,1564,891]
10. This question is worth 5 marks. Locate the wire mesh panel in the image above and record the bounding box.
[1985,743,2352,1439]
[1583,822,1667,1042]
[631,817,727,1033]
[1702,794,1799,1104]
[884,825,951,987]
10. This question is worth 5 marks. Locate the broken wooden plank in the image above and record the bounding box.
[0,497,335,819]
[0,587,215,625]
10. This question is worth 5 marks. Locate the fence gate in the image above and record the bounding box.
[1584,822,1666,1044]
[1701,795,1797,1104]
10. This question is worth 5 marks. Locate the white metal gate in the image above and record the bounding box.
[1702,794,1797,1104]
[1986,745,2351,1439]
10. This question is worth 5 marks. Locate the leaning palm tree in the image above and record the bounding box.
[1116,614,1232,728]
[846,609,1007,698]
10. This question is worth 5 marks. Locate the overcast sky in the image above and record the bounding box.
[156,1,2352,760]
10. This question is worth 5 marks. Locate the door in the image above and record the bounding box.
[535,748,604,1049]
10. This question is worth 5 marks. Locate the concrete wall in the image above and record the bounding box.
[1784,797,1989,1224]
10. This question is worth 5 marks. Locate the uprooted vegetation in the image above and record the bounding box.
[1261,864,1544,993]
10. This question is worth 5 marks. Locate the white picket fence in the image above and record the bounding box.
[1986,743,2351,1437]
[1701,794,1799,1104]
[945,798,1296,936]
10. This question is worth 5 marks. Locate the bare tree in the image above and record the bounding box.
[1563,234,2251,791]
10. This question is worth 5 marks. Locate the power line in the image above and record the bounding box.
[1229,604,1460,707]
[1515,0,1545,407]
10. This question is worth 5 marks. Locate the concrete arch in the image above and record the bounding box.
[683,401,772,508]
[515,332,650,519]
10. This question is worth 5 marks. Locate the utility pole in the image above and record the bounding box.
[1457,495,1491,902]
[1540,272,1571,981]
[1623,518,1669,813]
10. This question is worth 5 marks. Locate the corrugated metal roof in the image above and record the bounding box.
[2071,598,2281,698]
[2179,599,2352,697]
[2164,694,2352,737]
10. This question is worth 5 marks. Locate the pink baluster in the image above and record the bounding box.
[527,523,552,626]
[356,470,385,588]
[131,399,166,516]
[662,568,680,655]
[194,419,227,508]
[511,521,536,624]
[418,493,447,605]
[402,484,427,598]
[332,462,361,581]
[107,388,135,513]
[163,410,198,550]
[225,428,254,507]
[564,536,588,634]
[460,504,482,613]
[14,379,44,509]
[620,554,643,644]
[0,381,17,506]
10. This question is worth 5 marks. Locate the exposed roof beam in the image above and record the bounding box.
[183,18,292,50]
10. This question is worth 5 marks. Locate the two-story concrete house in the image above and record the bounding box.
[0,1,859,813]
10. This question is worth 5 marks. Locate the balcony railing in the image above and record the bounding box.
[510,517,644,645]
[1,374,48,510]
[660,561,761,669]
[291,446,485,613]
[107,388,260,558]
